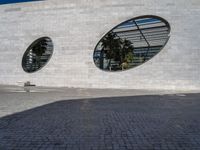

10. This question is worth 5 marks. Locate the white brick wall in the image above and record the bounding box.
[0,0,199,90]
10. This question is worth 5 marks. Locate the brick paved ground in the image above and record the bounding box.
[0,93,200,150]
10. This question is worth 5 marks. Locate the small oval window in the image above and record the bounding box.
[93,15,170,71]
[22,37,53,73]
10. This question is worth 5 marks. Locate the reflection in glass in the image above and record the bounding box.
[22,37,53,73]
[94,16,170,71]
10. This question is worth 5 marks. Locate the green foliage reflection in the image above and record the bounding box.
[94,16,170,71]
[99,32,134,71]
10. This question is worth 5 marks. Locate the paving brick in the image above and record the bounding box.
[0,93,200,149]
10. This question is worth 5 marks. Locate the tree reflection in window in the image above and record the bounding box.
[22,37,53,73]
[93,16,170,71]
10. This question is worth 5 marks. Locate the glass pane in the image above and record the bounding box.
[93,16,170,71]
[22,37,53,73]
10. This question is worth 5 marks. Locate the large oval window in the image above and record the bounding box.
[93,15,170,71]
[22,37,53,73]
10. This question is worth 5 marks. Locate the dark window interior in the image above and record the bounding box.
[22,37,53,73]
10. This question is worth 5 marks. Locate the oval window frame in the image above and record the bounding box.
[93,15,171,72]
[22,37,54,73]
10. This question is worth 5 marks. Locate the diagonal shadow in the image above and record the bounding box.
[0,94,200,150]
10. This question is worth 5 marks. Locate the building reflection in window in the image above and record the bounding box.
[93,15,170,71]
[22,37,53,73]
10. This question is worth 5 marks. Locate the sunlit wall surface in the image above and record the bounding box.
[0,0,199,90]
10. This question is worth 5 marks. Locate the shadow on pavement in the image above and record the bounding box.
[0,94,200,150]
